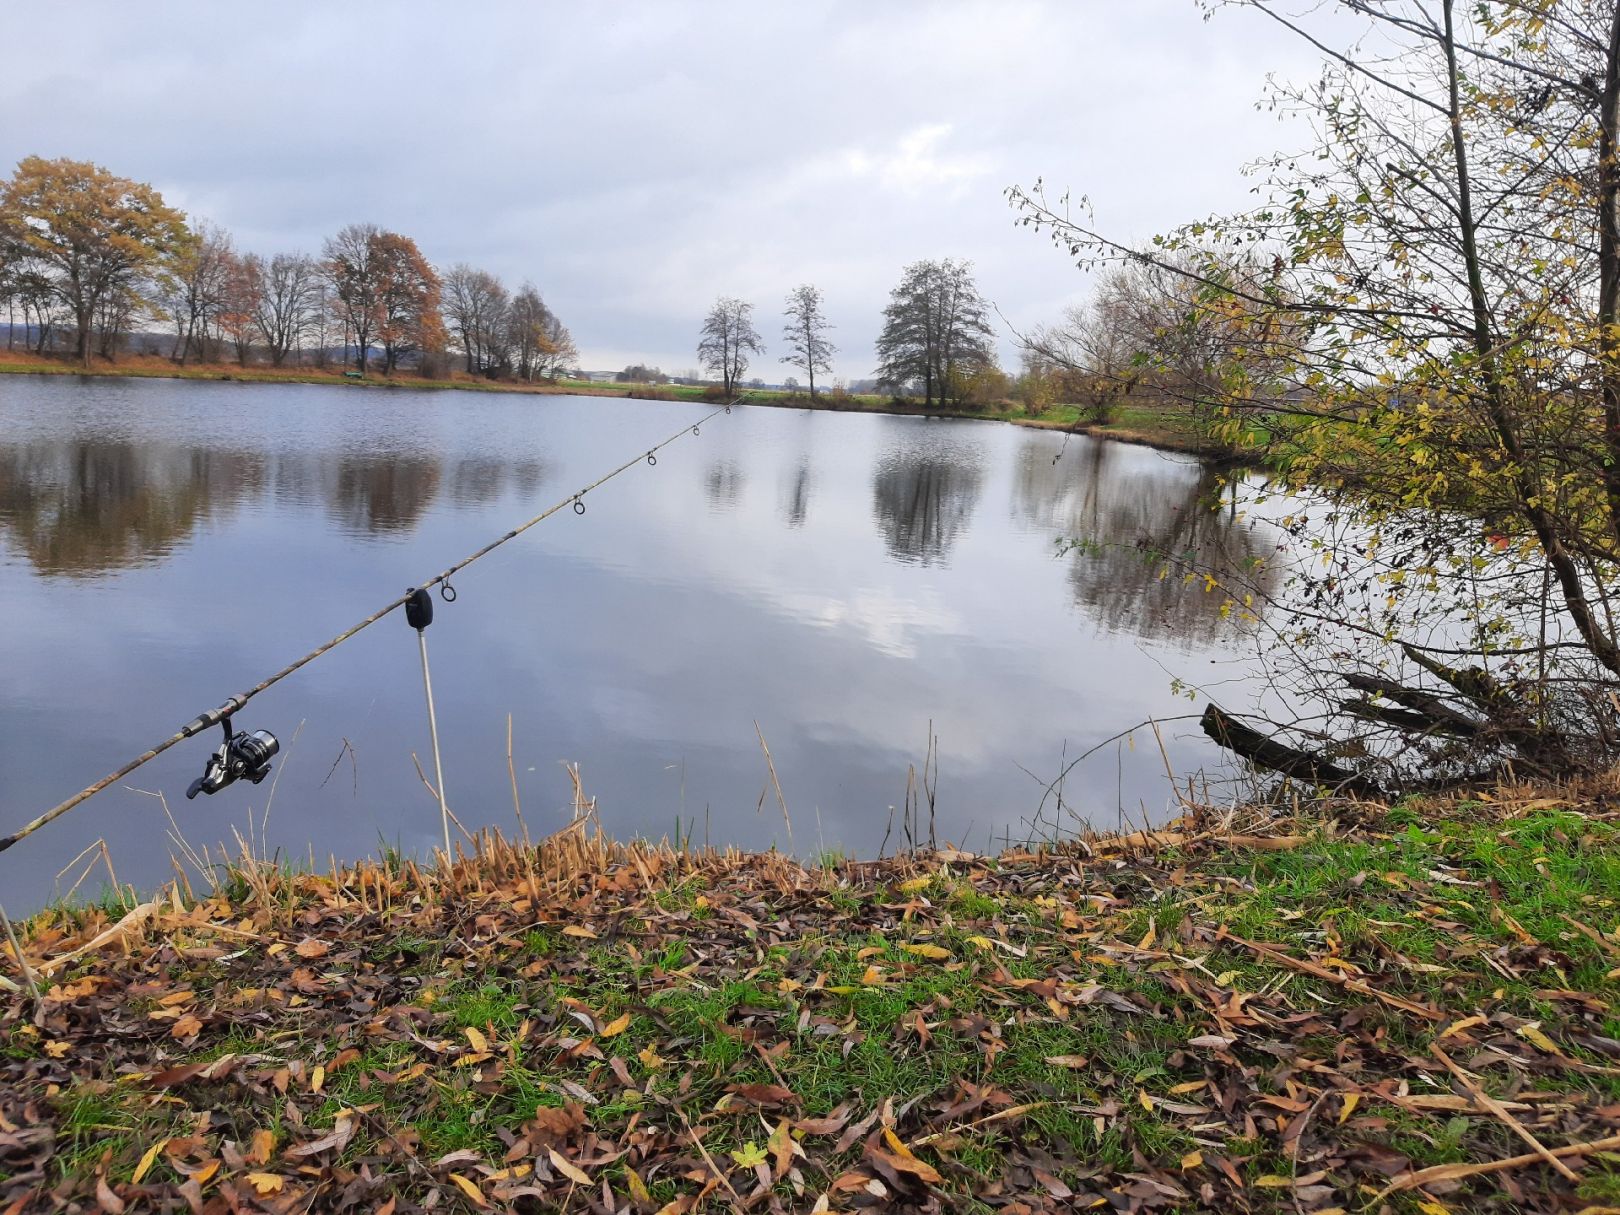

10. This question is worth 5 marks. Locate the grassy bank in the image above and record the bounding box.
[4,784,1620,1212]
[0,351,1235,460]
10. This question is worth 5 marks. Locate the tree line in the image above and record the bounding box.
[0,156,577,379]
[695,256,1005,408]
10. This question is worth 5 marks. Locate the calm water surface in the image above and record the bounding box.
[0,378,1281,907]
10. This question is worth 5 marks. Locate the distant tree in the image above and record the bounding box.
[507,285,554,381]
[253,253,320,367]
[0,156,188,366]
[783,375,800,393]
[322,223,383,372]
[698,296,764,397]
[372,232,441,374]
[160,222,235,364]
[616,363,666,383]
[537,314,578,379]
[780,283,836,398]
[443,264,509,375]
[219,252,263,366]
[874,259,995,407]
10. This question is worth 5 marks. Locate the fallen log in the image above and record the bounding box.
[1200,704,1383,797]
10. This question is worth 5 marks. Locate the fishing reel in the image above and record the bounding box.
[186,717,279,799]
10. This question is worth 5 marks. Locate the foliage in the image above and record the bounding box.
[1010,0,1620,788]
[875,258,996,408]
[0,156,189,366]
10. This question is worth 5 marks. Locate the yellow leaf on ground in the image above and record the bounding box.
[901,943,951,961]
[43,1040,70,1058]
[1518,1023,1564,1055]
[1439,1015,1487,1040]
[600,1012,632,1038]
[1138,1089,1155,1112]
[246,1173,285,1196]
[1181,1150,1203,1170]
[549,1147,591,1185]
[1138,919,1157,950]
[966,935,994,949]
[1338,1092,1360,1124]
[1416,1201,1451,1215]
[562,925,597,939]
[448,1172,488,1207]
[898,877,930,894]
[132,1140,166,1184]
[859,965,885,985]
[248,1129,275,1166]
[1254,1175,1293,1187]
[463,1026,489,1053]
[625,1166,651,1202]
[310,1064,326,1094]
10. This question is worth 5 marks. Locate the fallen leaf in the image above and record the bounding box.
[246,1173,285,1196]
[549,1147,591,1185]
[901,943,951,961]
[294,937,329,959]
[600,1011,631,1038]
[562,925,597,939]
[170,1013,203,1040]
[1043,1055,1090,1069]
[1339,1092,1360,1124]
[448,1172,489,1207]
[464,1026,489,1053]
[1181,1150,1203,1170]
[132,1139,166,1184]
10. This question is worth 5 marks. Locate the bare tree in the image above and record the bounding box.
[698,296,764,397]
[781,283,836,398]
[322,222,382,372]
[253,253,320,367]
[164,222,234,365]
[443,264,509,375]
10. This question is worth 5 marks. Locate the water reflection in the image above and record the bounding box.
[780,460,812,529]
[0,441,262,577]
[705,460,745,510]
[870,440,984,566]
[328,456,442,535]
[1012,437,1278,642]
[448,456,547,506]
[0,438,550,575]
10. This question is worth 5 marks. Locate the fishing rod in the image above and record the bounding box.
[0,397,744,856]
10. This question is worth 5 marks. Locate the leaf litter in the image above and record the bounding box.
[3,781,1620,1211]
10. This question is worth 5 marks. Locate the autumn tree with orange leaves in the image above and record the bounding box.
[0,156,188,366]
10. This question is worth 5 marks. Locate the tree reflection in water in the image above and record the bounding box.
[0,441,264,577]
[869,440,984,566]
[0,438,552,576]
[1012,435,1279,643]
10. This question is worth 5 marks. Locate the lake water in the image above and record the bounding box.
[0,377,1282,907]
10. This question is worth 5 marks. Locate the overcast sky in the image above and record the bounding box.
[0,1,1333,380]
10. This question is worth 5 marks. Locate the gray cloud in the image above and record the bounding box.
[0,0,1332,379]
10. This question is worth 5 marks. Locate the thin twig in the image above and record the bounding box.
[1365,1133,1620,1205]
[1430,1042,1578,1181]
[0,901,41,1001]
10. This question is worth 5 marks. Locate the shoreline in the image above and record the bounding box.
[3,781,1617,1211]
[0,354,1243,462]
